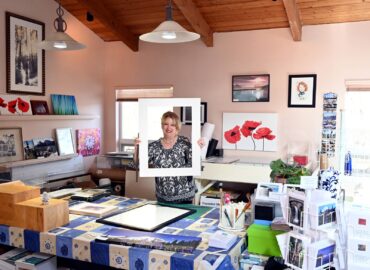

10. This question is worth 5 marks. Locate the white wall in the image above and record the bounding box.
[0,0,106,169]
[103,20,370,165]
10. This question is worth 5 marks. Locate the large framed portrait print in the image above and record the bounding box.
[6,12,45,95]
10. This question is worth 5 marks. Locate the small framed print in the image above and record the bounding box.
[232,74,270,102]
[30,100,49,115]
[181,102,207,125]
[308,240,336,270]
[6,12,45,95]
[55,128,75,156]
[288,74,317,108]
[0,127,24,163]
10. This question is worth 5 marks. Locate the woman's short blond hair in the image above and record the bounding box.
[161,111,181,131]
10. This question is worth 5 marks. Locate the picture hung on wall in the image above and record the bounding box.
[232,74,270,102]
[77,128,101,156]
[30,100,49,115]
[222,112,277,151]
[288,74,317,108]
[0,127,24,163]
[32,137,58,158]
[0,94,32,115]
[23,140,36,160]
[55,128,75,156]
[181,102,207,125]
[51,94,79,115]
[6,12,45,96]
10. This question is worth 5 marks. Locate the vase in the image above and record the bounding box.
[318,167,340,199]
[273,176,287,184]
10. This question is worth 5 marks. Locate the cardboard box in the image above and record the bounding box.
[247,224,284,257]
[200,188,241,208]
[15,198,69,232]
[0,181,40,226]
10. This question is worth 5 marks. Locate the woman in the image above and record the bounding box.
[133,111,204,203]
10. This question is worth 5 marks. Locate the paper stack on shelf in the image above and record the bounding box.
[15,252,56,270]
[0,248,30,270]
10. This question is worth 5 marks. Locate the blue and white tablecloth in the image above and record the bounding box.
[0,196,246,270]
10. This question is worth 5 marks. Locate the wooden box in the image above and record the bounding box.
[15,197,69,231]
[0,181,40,226]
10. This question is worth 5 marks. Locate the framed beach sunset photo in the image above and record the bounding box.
[232,74,270,102]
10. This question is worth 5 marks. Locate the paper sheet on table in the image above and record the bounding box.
[276,232,288,260]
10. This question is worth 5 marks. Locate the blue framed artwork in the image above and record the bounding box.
[51,94,79,115]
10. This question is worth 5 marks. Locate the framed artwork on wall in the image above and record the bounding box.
[288,74,317,108]
[6,12,45,96]
[181,102,207,125]
[0,127,24,163]
[30,100,49,115]
[232,74,270,102]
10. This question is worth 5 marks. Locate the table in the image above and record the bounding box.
[0,196,246,270]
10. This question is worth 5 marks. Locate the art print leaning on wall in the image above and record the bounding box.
[6,12,45,96]
[0,127,24,163]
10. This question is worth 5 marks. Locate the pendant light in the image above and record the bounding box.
[38,0,86,50]
[139,0,200,43]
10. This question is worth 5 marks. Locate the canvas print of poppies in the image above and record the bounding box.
[222,113,277,151]
[0,94,32,115]
[77,128,100,156]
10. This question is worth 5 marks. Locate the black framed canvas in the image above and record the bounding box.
[97,203,195,232]
[181,102,207,125]
[6,12,45,96]
[232,74,270,102]
[288,74,317,108]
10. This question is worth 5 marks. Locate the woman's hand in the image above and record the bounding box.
[197,138,206,148]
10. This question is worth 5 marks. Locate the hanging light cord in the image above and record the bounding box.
[165,0,173,21]
[54,0,67,32]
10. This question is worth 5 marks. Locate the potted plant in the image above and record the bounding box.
[269,159,311,184]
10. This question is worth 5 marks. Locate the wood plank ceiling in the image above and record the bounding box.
[60,0,370,51]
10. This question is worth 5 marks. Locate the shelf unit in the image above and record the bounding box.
[0,153,79,169]
[0,115,99,121]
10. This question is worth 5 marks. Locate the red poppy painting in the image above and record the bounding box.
[0,94,32,115]
[223,113,277,151]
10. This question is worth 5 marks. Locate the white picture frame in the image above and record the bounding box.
[138,98,201,177]
[255,182,283,202]
[55,128,75,155]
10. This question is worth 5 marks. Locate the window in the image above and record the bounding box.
[115,86,173,151]
[340,80,370,204]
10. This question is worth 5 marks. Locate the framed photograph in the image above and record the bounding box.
[97,203,195,232]
[181,102,207,125]
[55,128,75,156]
[286,232,311,270]
[6,12,45,96]
[23,140,36,160]
[255,182,283,202]
[288,74,317,108]
[32,137,58,158]
[30,100,49,115]
[0,127,24,163]
[232,74,270,102]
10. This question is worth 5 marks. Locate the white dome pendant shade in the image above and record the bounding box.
[139,1,200,43]
[38,0,86,51]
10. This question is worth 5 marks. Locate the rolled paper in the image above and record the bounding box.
[201,122,215,160]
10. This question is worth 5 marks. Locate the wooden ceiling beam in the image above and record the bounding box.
[282,0,302,41]
[173,0,214,47]
[73,0,139,51]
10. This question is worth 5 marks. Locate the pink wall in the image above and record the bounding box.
[0,0,105,169]
[104,21,370,164]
